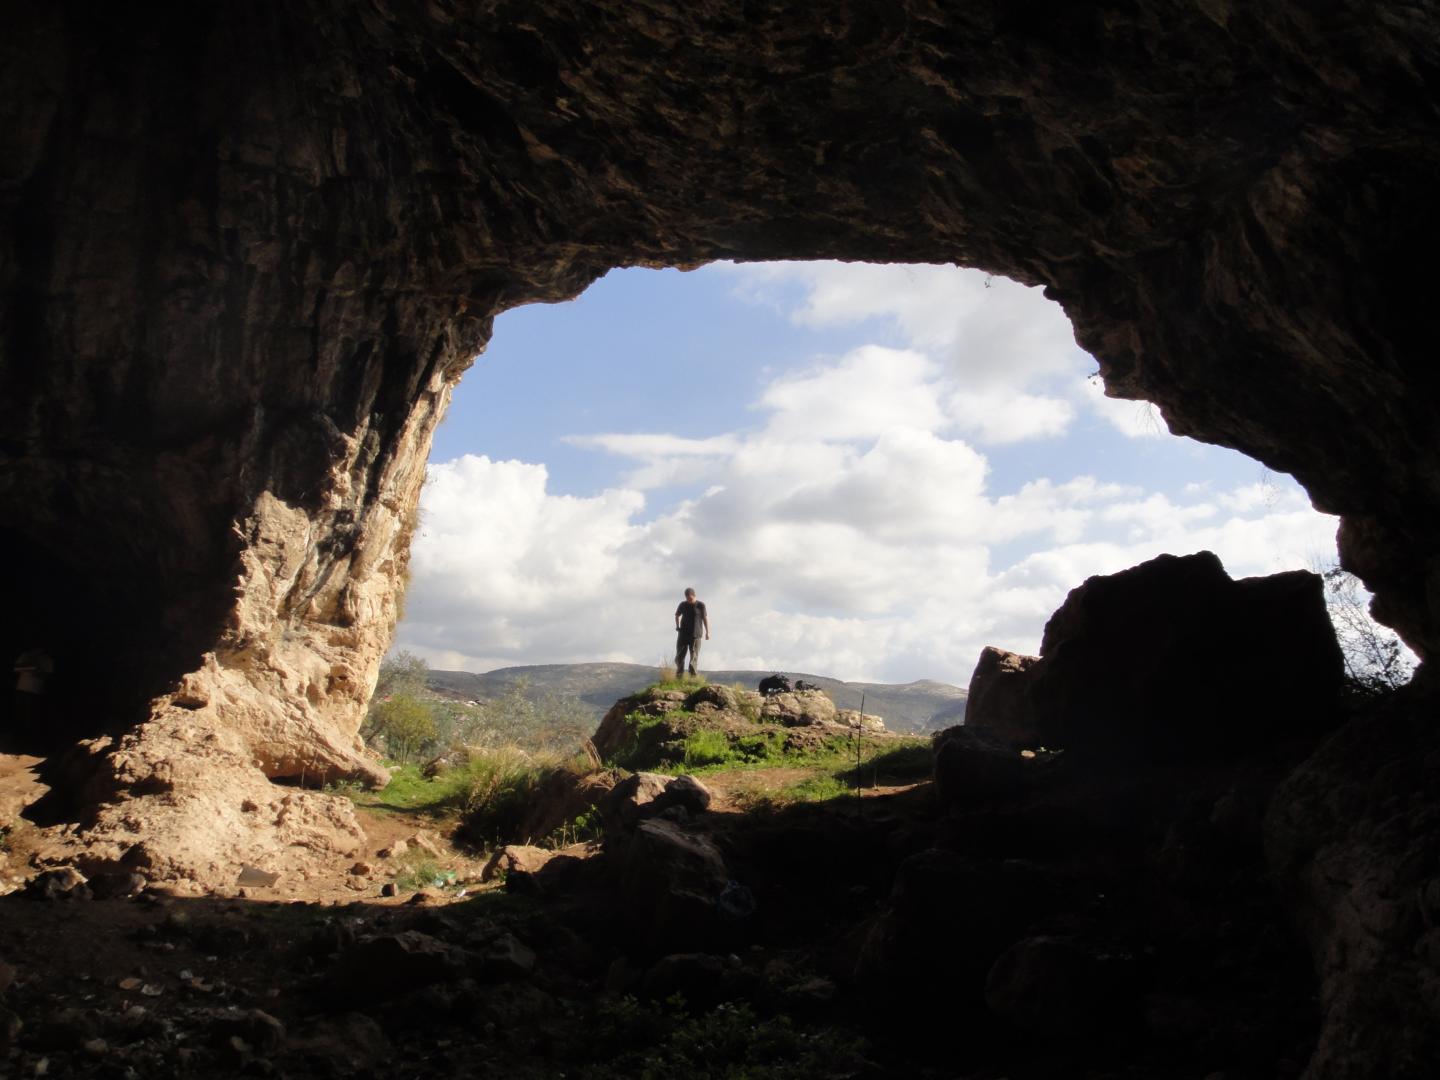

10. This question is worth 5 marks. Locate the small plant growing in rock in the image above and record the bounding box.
[1322,565,1417,696]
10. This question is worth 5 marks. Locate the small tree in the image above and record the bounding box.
[376,650,429,698]
[1322,566,1417,696]
[367,693,437,763]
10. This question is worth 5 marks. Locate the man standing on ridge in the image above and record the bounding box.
[674,587,710,678]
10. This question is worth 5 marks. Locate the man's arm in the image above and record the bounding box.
[675,603,683,631]
[703,609,711,640]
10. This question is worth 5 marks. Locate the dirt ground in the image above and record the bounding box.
[0,750,937,1079]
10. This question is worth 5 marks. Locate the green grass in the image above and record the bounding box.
[681,728,732,768]
[834,739,935,785]
[390,853,445,892]
[336,761,479,814]
[541,803,602,849]
[643,673,708,694]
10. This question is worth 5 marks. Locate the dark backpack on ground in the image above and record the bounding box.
[758,674,791,696]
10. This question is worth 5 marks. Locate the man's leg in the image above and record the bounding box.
[675,633,688,678]
[687,636,702,676]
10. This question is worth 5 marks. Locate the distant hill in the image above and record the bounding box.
[427,661,966,734]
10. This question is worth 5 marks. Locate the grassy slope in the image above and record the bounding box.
[427,662,967,733]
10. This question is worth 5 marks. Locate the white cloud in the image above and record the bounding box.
[725,261,1170,445]
[394,263,1343,686]
[759,345,948,440]
[946,388,1076,444]
[398,444,1338,684]
[1081,373,1169,438]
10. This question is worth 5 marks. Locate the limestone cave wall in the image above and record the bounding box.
[2,0,1439,1020]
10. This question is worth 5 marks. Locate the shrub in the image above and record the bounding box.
[365,693,437,763]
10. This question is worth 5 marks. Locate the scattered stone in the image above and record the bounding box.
[476,933,537,981]
[836,709,886,732]
[600,772,674,831]
[286,1013,393,1075]
[236,866,280,888]
[377,839,408,860]
[406,891,432,905]
[659,774,713,815]
[25,866,91,901]
[210,1008,286,1052]
[330,931,469,1000]
[90,871,148,899]
[349,862,373,877]
[407,832,443,858]
[480,845,555,883]
[380,882,398,898]
[82,1038,108,1056]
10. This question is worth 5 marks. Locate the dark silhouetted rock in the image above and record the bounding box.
[933,727,1033,810]
[966,553,1343,764]
[858,850,1046,1025]
[657,775,713,816]
[328,931,469,1002]
[965,646,1042,748]
[621,819,730,953]
[985,936,1140,1040]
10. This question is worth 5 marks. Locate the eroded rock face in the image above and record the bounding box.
[962,553,1345,762]
[0,0,1436,929]
[963,646,1041,749]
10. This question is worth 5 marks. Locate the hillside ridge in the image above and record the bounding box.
[427,661,966,734]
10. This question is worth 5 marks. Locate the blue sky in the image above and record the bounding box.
[396,262,1338,684]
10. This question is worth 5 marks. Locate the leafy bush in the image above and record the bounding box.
[375,650,429,698]
[364,693,437,763]
[543,803,602,849]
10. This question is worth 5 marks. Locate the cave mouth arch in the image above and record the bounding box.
[389,260,1346,693]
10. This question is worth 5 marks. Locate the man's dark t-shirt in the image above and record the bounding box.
[676,600,707,639]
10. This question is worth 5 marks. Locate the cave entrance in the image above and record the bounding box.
[0,527,156,757]
[385,261,1345,701]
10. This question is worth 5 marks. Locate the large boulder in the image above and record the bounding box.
[964,646,1042,748]
[620,819,730,953]
[967,552,1343,762]
[932,727,1034,810]
[761,690,838,727]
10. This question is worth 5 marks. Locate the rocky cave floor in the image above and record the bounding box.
[0,716,1339,1080]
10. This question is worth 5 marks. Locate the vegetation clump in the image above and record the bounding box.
[567,996,867,1079]
[362,651,592,764]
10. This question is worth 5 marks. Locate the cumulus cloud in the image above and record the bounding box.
[393,263,1342,684]
[725,261,1168,444]
[398,445,1337,683]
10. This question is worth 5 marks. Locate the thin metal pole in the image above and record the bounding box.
[855,691,865,815]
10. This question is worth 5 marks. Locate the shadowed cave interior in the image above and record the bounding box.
[2,2,1439,1077]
